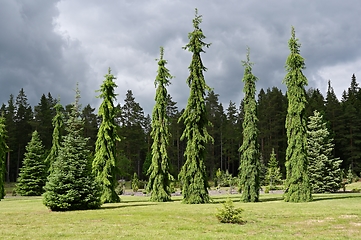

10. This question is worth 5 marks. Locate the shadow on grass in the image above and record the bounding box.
[312,193,361,202]
[259,196,284,202]
[100,203,157,210]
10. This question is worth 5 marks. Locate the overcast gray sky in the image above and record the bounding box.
[1,0,361,114]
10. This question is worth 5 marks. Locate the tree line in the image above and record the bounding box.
[0,60,360,185]
[0,70,359,180]
[0,69,361,182]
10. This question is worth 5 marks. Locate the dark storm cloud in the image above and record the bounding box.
[0,0,94,108]
[1,0,361,115]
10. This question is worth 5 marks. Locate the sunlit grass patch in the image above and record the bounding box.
[0,192,361,239]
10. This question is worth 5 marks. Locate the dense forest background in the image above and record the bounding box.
[1,74,360,183]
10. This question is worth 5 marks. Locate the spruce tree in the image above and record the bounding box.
[283,27,312,202]
[307,110,342,193]
[223,101,239,174]
[325,81,343,161]
[266,148,282,190]
[92,68,120,203]
[43,85,101,211]
[45,101,64,172]
[147,47,174,202]
[178,9,213,204]
[4,95,16,182]
[14,88,33,180]
[0,115,8,199]
[238,48,260,202]
[15,130,47,196]
[118,90,146,177]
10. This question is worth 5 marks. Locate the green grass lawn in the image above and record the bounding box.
[1,190,361,240]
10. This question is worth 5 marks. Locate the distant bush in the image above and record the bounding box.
[115,182,124,195]
[131,173,139,192]
[215,168,238,190]
[216,198,245,224]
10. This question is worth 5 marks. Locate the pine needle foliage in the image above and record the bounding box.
[0,115,8,199]
[283,27,312,202]
[178,9,213,204]
[92,68,120,203]
[43,85,101,211]
[216,198,245,224]
[45,100,64,172]
[307,110,342,193]
[147,47,174,202]
[238,48,260,202]
[15,130,47,196]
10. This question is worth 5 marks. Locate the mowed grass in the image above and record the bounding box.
[1,190,361,240]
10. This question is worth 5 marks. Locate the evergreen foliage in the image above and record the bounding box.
[132,172,139,192]
[45,101,64,172]
[347,165,353,184]
[92,68,120,203]
[15,88,33,179]
[146,47,174,202]
[178,9,213,204]
[118,90,146,178]
[216,198,245,224]
[205,90,224,177]
[33,93,57,149]
[3,94,16,183]
[223,101,240,175]
[325,81,343,163]
[43,86,101,211]
[82,104,98,152]
[0,115,8,199]
[266,148,282,190]
[307,110,342,193]
[238,48,260,202]
[15,130,47,196]
[340,74,361,173]
[257,87,288,177]
[283,27,312,202]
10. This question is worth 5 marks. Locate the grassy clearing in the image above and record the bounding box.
[1,192,361,239]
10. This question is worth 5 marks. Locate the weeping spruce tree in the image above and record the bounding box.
[238,48,260,202]
[0,116,7,199]
[45,100,63,172]
[43,85,101,211]
[147,47,174,202]
[178,9,213,204]
[15,130,47,196]
[283,27,312,202]
[92,68,120,203]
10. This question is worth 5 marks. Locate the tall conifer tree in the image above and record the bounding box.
[43,85,101,211]
[238,48,260,202]
[45,100,64,172]
[0,115,8,199]
[147,47,174,202]
[92,68,120,203]
[15,130,46,196]
[283,27,312,202]
[178,9,213,204]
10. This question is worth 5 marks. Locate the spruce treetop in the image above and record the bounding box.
[183,9,211,55]
[284,26,307,87]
